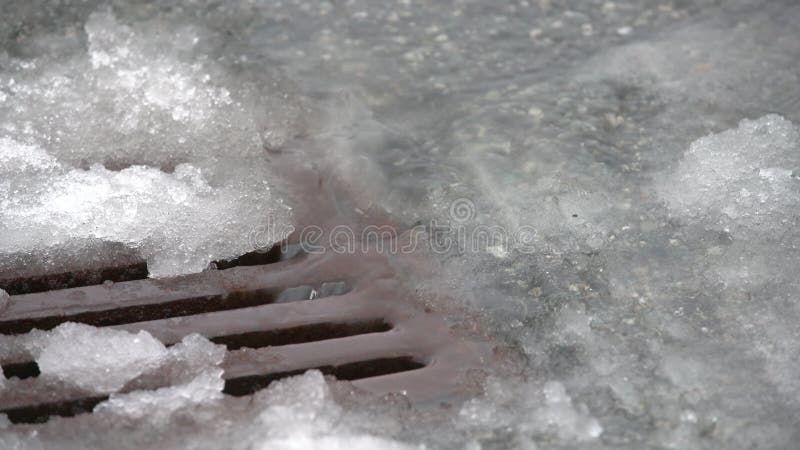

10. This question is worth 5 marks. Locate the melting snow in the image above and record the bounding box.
[1,1,800,449]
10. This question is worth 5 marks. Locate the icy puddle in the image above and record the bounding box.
[2,1,800,449]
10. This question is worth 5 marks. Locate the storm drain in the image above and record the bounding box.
[0,243,491,424]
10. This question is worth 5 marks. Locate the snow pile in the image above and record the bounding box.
[0,137,285,277]
[0,9,294,277]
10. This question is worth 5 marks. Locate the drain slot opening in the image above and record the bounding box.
[212,243,302,270]
[2,396,109,425]
[0,261,149,296]
[224,356,426,396]
[2,361,40,379]
[211,319,392,350]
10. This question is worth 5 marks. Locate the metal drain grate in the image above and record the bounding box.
[0,243,491,424]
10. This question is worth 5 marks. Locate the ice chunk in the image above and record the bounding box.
[163,333,227,376]
[657,115,800,234]
[132,333,227,388]
[36,323,167,393]
[94,369,224,425]
[32,325,226,395]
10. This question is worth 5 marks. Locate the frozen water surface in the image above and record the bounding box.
[2,0,800,449]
